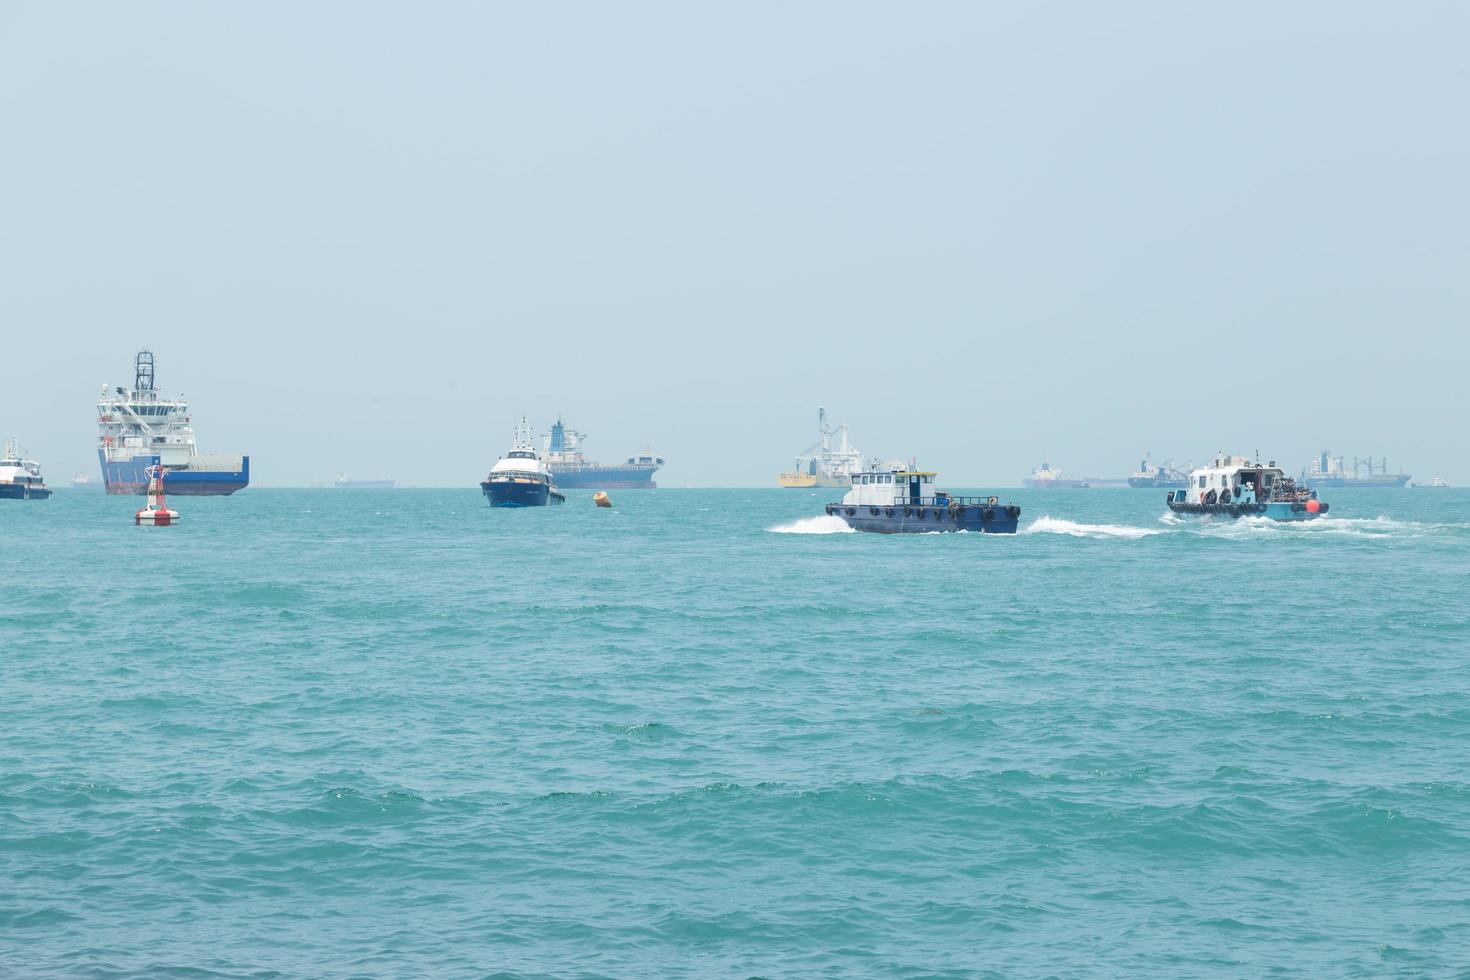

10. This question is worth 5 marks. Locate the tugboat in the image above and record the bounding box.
[824,464,1020,533]
[481,418,566,508]
[1166,453,1327,521]
[0,438,52,500]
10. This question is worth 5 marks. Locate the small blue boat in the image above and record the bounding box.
[825,466,1020,534]
[1167,454,1327,521]
[481,418,566,508]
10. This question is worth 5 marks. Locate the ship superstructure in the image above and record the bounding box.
[96,350,249,495]
[778,407,864,488]
[541,418,661,489]
[1301,451,1410,488]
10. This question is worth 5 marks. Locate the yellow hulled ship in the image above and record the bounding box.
[777,407,864,488]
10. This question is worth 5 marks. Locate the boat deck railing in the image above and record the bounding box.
[851,495,1006,508]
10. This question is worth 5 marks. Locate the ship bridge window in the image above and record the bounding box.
[1198,476,1206,488]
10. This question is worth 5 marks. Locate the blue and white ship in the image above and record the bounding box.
[1166,453,1328,520]
[481,418,566,508]
[97,351,249,495]
[0,437,52,500]
[825,464,1020,533]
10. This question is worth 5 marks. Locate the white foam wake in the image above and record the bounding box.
[768,515,855,535]
[1023,515,1160,539]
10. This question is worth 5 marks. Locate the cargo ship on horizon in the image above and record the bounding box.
[96,351,250,495]
[1023,462,1089,489]
[1302,451,1410,488]
[778,407,864,488]
[1128,454,1189,489]
[541,418,662,489]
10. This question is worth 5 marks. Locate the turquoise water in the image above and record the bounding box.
[4,487,1469,976]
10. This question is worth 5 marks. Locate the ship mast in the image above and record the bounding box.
[135,350,155,393]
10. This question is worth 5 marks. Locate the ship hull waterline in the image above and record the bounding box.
[1167,500,1326,522]
[481,480,566,507]
[827,503,1020,534]
[550,467,658,490]
[0,483,52,500]
[99,451,250,496]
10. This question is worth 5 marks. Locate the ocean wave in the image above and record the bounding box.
[1023,516,1161,539]
[767,515,854,534]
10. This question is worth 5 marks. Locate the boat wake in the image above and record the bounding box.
[768,515,855,535]
[1167,513,1468,542]
[1023,516,1160,539]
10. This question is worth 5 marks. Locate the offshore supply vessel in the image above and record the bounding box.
[825,464,1020,533]
[540,418,661,489]
[1301,451,1411,488]
[96,351,249,495]
[778,407,864,488]
[1167,453,1327,521]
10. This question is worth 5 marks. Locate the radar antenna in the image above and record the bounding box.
[134,350,156,392]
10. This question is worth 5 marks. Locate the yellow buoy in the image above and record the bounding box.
[593,491,612,508]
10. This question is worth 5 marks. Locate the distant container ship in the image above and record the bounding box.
[334,474,395,489]
[1302,451,1410,488]
[541,418,662,489]
[96,351,249,495]
[777,407,864,488]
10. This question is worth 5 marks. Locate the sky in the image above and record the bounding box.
[2,2,1466,487]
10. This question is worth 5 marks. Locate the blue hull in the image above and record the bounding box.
[0,483,51,500]
[550,465,658,489]
[827,502,1020,534]
[99,451,249,496]
[1167,500,1326,521]
[481,480,566,507]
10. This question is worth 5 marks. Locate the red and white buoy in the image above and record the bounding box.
[134,466,180,526]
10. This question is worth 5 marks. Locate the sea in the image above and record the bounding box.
[3,487,1468,977]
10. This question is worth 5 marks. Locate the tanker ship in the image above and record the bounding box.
[541,417,662,489]
[777,407,864,488]
[96,351,250,495]
[1301,451,1410,488]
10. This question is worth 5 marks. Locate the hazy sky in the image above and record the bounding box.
[2,2,1466,486]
